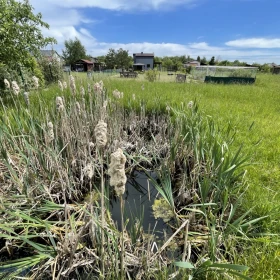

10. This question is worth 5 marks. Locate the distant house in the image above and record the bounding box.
[75,59,93,72]
[133,52,154,71]
[184,60,200,67]
[40,50,61,62]
[88,57,105,71]
[272,64,280,74]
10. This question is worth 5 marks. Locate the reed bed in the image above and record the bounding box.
[0,75,267,279]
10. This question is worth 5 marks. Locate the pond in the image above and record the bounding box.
[110,171,168,239]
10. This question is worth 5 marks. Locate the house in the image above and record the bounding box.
[184,60,201,68]
[89,57,105,71]
[40,50,61,62]
[272,65,280,74]
[133,52,154,71]
[74,59,93,72]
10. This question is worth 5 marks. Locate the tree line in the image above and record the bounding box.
[61,38,273,72]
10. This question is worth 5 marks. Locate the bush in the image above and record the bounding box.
[145,69,158,82]
[38,57,63,84]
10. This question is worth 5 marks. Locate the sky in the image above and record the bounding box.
[29,0,280,64]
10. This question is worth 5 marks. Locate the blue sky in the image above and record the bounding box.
[29,0,280,63]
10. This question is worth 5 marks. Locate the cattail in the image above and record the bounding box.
[23,92,29,106]
[69,75,76,95]
[4,79,10,89]
[46,121,54,144]
[80,86,85,96]
[101,100,107,120]
[120,92,124,98]
[87,83,91,94]
[58,80,63,92]
[108,148,127,196]
[56,96,64,112]
[99,80,104,91]
[132,94,136,100]
[94,82,101,94]
[166,105,170,112]
[141,84,145,91]
[94,120,107,148]
[11,81,20,95]
[112,89,121,99]
[188,101,194,108]
[63,81,67,89]
[88,142,95,154]
[32,76,39,89]
[83,163,94,179]
[75,101,81,114]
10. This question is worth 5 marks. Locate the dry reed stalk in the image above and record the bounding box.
[94,120,107,278]
[108,148,127,278]
[151,219,189,261]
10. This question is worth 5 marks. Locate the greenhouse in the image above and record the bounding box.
[191,66,258,84]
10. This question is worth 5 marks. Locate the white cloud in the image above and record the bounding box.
[40,0,196,11]
[226,38,280,48]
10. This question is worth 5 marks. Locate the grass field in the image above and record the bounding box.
[1,72,280,279]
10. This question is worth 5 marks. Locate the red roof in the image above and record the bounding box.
[78,59,94,64]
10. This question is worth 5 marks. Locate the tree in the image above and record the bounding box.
[197,56,201,62]
[209,56,216,65]
[201,57,207,64]
[105,48,117,69]
[62,38,87,66]
[0,0,55,68]
[115,48,131,69]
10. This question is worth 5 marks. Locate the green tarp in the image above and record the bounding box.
[204,76,256,84]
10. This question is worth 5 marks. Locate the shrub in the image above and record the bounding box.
[145,69,158,82]
[38,57,63,84]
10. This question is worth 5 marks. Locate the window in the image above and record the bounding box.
[147,64,150,68]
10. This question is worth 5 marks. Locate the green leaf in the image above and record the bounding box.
[209,263,249,271]
[174,261,195,269]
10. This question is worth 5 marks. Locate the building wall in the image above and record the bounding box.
[134,57,154,70]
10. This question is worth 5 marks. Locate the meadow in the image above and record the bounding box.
[0,72,279,279]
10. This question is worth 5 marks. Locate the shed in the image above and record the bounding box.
[75,59,93,72]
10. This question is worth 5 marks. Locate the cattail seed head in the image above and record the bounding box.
[46,121,54,144]
[87,83,91,94]
[188,101,194,108]
[23,92,30,106]
[94,82,101,94]
[108,148,127,196]
[75,101,81,114]
[58,80,63,92]
[11,81,20,95]
[69,75,76,95]
[32,76,39,89]
[4,79,10,89]
[94,120,107,148]
[80,86,85,96]
[56,96,65,112]
[63,81,67,89]
[113,89,121,99]
[83,163,94,179]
